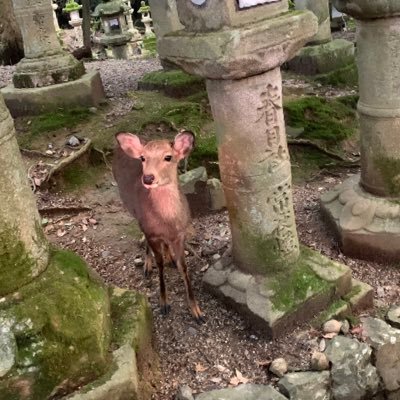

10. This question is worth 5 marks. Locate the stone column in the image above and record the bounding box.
[288,0,354,75]
[157,0,359,337]
[321,0,400,261]
[52,0,61,32]
[0,95,49,295]
[12,0,84,88]
[1,0,105,116]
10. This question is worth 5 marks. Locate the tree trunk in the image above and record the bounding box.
[0,0,23,65]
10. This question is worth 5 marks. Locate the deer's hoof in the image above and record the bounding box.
[144,268,152,279]
[195,314,206,325]
[160,304,171,316]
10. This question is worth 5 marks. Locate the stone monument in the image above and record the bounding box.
[287,0,354,75]
[321,0,400,262]
[92,0,140,59]
[156,0,369,337]
[63,0,84,48]
[1,0,105,117]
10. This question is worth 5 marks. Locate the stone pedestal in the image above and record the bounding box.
[4,0,105,116]
[322,2,400,261]
[288,0,354,75]
[156,0,367,336]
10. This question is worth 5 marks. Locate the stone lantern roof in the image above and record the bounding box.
[92,0,129,17]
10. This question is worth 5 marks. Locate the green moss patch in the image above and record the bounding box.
[374,156,400,197]
[142,36,157,57]
[284,95,357,144]
[315,63,358,88]
[0,249,111,400]
[269,258,332,313]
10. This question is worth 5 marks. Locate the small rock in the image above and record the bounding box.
[323,319,342,334]
[270,358,288,378]
[187,327,198,336]
[89,107,97,113]
[176,385,194,400]
[133,258,144,267]
[341,319,350,335]
[376,342,400,392]
[310,351,329,371]
[212,253,221,261]
[66,135,81,147]
[101,251,110,258]
[387,305,400,329]
[362,317,400,349]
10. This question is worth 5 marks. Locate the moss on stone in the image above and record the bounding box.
[284,95,357,143]
[140,70,204,89]
[0,249,111,400]
[0,224,39,296]
[312,298,349,327]
[374,156,400,197]
[142,36,157,57]
[268,255,332,313]
[315,62,358,87]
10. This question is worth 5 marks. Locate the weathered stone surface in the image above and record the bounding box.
[0,94,49,295]
[270,358,288,378]
[321,174,400,262]
[1,71,105,117]
[325,336,380,400]
[376,343,400,392]
[362,317,400,349]
[387,305,400,329]
[159,11,318,79]
[288,39,354,75]
[148,0,183,39]
[333,0,400,19]
[347,279,374,312]
[196,384,288,400]
[323,319,342,334]
[207,178,226,211]
[175,0,288,33]
[388,390,400,400]
[176,385,194,400]
[179,167,208,194]
[279,371,331,400]
[0,321,16,378]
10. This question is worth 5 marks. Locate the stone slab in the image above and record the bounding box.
[203,246,352,338]
[158,11,318,79]
[346,279,374,312]
[1,71,105,117]
[287,39,355,75]
[321,174,400,262]
[196,384,287,400]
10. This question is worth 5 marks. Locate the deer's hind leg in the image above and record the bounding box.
[143,242,153,278]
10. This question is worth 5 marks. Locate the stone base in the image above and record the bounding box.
[66,287,155,400]
[1,71,105,117]
[287,39,355,75]
[321,174,400,262]
[203,246,353,338]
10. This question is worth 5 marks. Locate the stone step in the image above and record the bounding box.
[345,278,374,312]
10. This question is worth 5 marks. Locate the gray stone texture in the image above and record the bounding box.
[279,371,331,400]
[1,71,105,117]
[148,0,183,38]
[376,343,400,392]
[287,39,355,75]
[387,306,400,329]
[361,317,400,349]
[0,94,49,294]
[0,321,16,378]
[195,384,288,400]
[325,336,380,400]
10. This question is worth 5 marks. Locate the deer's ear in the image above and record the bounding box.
[173,130,195,160]
[115,132,143,159]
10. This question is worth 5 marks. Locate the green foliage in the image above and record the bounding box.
[284,96,356,143]
[140,70,204,88]
[315,63,358,88]
[63,0,82,12]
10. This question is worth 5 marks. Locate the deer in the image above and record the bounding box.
[112,130,205,323]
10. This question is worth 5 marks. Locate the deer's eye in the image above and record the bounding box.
[164,155,172,162]
[140,156,145,162]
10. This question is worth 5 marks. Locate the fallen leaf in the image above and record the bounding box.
[216,364,228,373]
[34,177,42,187]
[57,229,67,237]
[89,218,97,225]
[229,369,250,386]
[350,325,363,335]
[195,363,208,373]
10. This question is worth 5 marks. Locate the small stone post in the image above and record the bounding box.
[157,0,358,337]
[138,1,154,38]
[52,0,61,32]
[321,0,400,261]
[1,0,105,116]
[288,0,354,75]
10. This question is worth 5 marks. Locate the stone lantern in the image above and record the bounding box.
[321,0,400,262]
[138,1,154,38]
[155,0,369,337]
[63,0,83,47]
[92,0,136,59]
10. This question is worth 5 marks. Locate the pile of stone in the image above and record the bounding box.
[177,306,400,400]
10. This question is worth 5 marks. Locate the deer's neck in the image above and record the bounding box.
[148,184,182,221]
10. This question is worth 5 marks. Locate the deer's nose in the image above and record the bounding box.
[143,174,155,185]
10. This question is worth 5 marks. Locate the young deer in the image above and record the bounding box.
[112,131,204,322]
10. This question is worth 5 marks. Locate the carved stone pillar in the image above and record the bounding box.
[156,0,362,337]
[322,0,400,261]
[288,0,354,75]
[0,0,105,116]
